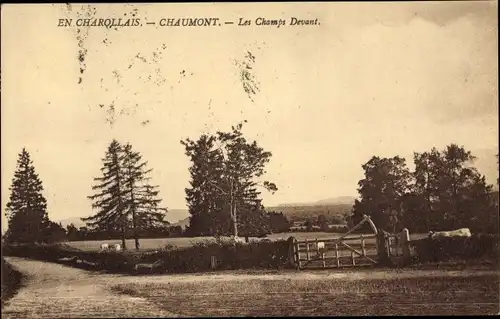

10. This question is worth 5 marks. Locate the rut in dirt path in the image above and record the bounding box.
[2,257,181,318]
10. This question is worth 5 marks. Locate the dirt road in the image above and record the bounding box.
[2,257,180,318]
[2,257,498,317]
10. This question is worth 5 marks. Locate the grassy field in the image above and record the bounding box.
[112,272,500,316]
[64,232,429,251]
[65,233,348,251]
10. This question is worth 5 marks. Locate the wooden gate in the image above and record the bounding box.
[288,215,380,270]
[287,215,412,269]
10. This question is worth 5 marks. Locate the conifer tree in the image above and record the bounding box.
[182,134,227,236]
[85,140,167,249]
[84,140,128,248]
[122,143,167,249]
[5,148,50,243]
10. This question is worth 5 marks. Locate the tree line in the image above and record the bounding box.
[4,124,498,248]
[351,144,498,234]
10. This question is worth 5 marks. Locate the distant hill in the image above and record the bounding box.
[313,196,356,205]
[170,202,354,228]
[277,196,355,207]
[58,208,191,229]
[266,203,353,222]
[57,199,355,230]
[58,216,87,229]
[167,209,190,224]
[271,196,354,221]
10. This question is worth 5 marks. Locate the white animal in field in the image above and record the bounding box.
[100,243,109,250]
[114,244,121,251]
[429,228,472,239]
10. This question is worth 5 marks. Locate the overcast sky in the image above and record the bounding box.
[1,2,498,226]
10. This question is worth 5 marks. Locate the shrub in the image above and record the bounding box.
[149,239,291,273]
[1,257,24,307]
[97,251,135,273]
[410,234,499,263]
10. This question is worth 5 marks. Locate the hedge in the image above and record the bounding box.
[5,234,496,275]
[153,238,291,273]
[2,239,293,275]
[410,234,499,263]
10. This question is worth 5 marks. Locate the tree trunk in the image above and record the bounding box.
[132,202,139,250]
[426,167,432,231]
[132,216,139,250]
[121,226,126,250]
[230,180,238,237]
[128,166,140,250]
[232,212,238,238]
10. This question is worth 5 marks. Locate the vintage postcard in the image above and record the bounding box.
[1,2,498,317]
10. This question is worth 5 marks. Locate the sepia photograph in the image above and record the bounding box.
[1,2,499,317]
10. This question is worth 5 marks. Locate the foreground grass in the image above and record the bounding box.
[112,274,499,316]
[1,258,24,308]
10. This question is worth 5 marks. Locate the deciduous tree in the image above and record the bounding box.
[351,156,412,232]
[182,122,277,237]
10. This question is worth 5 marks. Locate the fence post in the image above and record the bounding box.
[376,231,391,267]
[287,236,297,269]
[210,255,217,270]
[321,242,326,268]
[314,238,318,261]
[361,234,366,257]
[335,244,340,267]
[305,239,310,261]
[401,228,411,265]
[294,238,300,270]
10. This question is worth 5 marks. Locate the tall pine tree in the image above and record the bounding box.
[122,143,168,249]
[85,140,168,249]
[5,148,50,243]
[84,140,128,248]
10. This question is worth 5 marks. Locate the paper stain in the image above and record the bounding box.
[69,5,97,85]
[234,50,261,103]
